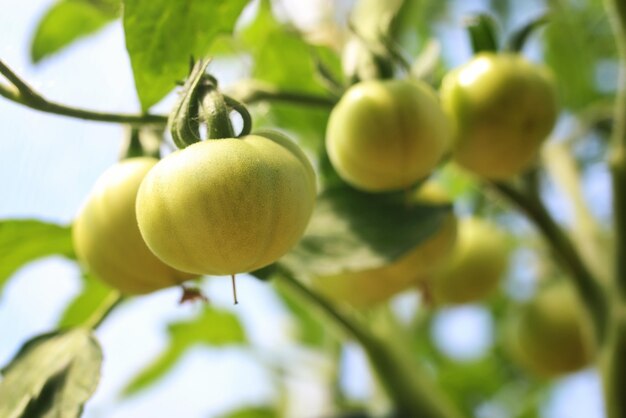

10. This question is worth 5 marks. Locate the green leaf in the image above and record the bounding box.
[57,273,118,329]
[544,1,616,109]
[279,186,450,278]
[0,220,74,295]
[273,284,326,347]
[123,306,246,395]
[0,329,102,418]
[123,0,249,110]
[218,406,276,418]
[31,0,119,63]
[350,0,405,42]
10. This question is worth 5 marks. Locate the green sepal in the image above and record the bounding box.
[465,14,500,54]
[505,13,550,53]
[168,58,211,149]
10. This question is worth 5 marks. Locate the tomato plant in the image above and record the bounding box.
[0,1,624,418]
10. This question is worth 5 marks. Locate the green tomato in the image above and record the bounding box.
[72,158,194,294]
[440,53,558,179]
[312,182,457,308]
[506,282,593,377]
[432,217,510,304]
[136,131,316,276]
[326,79,451,192]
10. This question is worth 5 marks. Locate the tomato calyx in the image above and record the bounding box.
[178,285,209,305]
[169,58,252,148]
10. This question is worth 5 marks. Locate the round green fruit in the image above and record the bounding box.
[440,53,558,179]
[506,282,593,377]
[432,217,510,304]
[312,182,457,308]
[72,158,194,294]
[136,131,316,276]
[326,79,451,192]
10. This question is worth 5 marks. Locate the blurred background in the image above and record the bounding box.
[0,0,610,417]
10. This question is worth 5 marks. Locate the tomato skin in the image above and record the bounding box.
[432,217,510,304]
[136,132,316,276]
[72,158,194,294]
[325,79,450,192]
[440,53,558,179]
[506,282,593,377]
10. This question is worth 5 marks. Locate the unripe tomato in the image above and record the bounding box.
[440,53,558,179]
[506,282,593,377]
[72,158,194,294]
[432,217,510,304]
[312,182,457,308]
[136,131,316,276]
[326,79,451,192]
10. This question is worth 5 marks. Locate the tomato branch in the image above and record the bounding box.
[0,59,168,125]
[0,60,336,126]
[276,272,463,418]
[491,182,608,341]
[600,1,626,417]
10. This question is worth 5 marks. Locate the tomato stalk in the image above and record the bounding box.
[602,0,626,416]
[275,271,463,418]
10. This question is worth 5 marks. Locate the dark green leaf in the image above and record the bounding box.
[57,273,118,329]
[0,220,74,295]
[0,329,102,418]
[123,0,249,110]
[279,186,451,278]
[123,306,246,395]
[31,0,119,63]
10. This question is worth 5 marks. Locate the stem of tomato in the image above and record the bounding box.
[202,86,236,140]
[231,274,239,305]
[275,272,463,418]
[601,0,626,416]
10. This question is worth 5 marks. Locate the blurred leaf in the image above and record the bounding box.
[237,0,332,153]
[0,329,102,418]
[57,273,118,329]
[217,406,276,418]
[123,306,246,395]
[31,0,119,63]
[544,0,616,109]
[0,220,73,295]
[123,0,249,110]
[279,186,451,278]
[351,0,405,42]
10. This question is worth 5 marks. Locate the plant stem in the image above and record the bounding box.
[0,59,336,126]
[276,273,463,418]
[82,292,123,330]
[491,182,608,342]
[601,1,626,417]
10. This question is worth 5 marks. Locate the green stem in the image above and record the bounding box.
[605,0,626,301]
[601,1,626,417]
[0,60,166,125]
[0,60,335,126]
[276,273,463,418]
[82,292,123,330]
[202,87,235,139]
[491,182,608,342]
